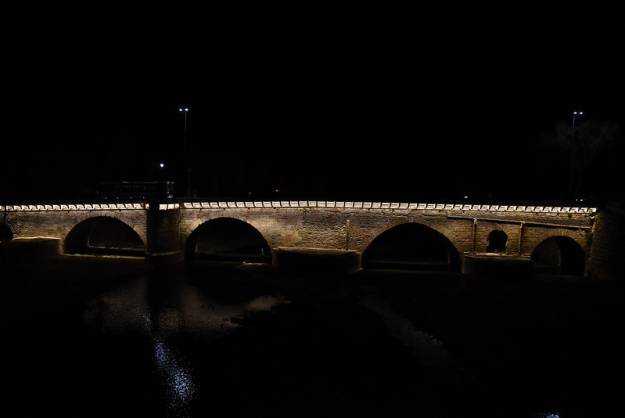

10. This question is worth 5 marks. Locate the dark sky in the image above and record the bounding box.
[2,15,624,204]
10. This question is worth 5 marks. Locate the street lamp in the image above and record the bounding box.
[178,106,191,197]
[572,110,584,130]
[570,111,584,200]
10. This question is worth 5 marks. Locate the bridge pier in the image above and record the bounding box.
[145,204,183,265]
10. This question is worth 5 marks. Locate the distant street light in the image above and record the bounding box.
[179,106,191,197]
[570,110,585,200]
[159,162,165,169]
[572,111,584,130]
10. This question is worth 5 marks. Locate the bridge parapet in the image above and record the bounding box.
[1,201,597,214]
[1,203,147,211]
[179,201,596,215]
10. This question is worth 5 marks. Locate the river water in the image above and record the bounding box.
[1,256,623,417]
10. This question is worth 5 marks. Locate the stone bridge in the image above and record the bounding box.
[1,200,613,277]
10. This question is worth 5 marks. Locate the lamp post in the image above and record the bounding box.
[570,110,584,201]
[178,107,191,197]
[572,111,583,131]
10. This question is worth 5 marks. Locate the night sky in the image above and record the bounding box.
[3,17,624,204]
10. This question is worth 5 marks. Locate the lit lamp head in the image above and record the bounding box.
[159,162,165,169]
[178,107,190,113]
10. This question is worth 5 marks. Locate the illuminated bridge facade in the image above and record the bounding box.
[1,200,615,278]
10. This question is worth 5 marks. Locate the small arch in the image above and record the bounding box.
[0,223,13,242]
[531,236,585,276]
[185,217,271,263]
[362,223,461,271]
[487,230,508,253]
[65,217,145,256]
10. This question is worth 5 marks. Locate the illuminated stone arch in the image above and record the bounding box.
[531,235,586,275]
[361,222,461,271]
[64,216,145,256]
[185,217,272,262]
[65,211,148,244]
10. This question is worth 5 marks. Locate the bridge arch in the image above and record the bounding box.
[0,223,13,241]
[185,217,272,262]
[531,235,585,275]
[362,222,461,271]
[64,216,145,256]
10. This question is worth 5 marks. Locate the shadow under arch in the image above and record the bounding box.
[65,216,145,256]
[362,223,461,271]
[531,236,585,276]
[487,230,508,253]
[185,217,271,263]
[0,223,12,242]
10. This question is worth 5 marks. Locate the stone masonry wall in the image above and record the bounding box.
[2,203,597,272]
[5,210,148,252]
[178,207,594,259]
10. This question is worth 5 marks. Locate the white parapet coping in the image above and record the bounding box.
[158,203,180,211]
[1,201,597,214]
[2,203,148,212]
[177,201,597,214]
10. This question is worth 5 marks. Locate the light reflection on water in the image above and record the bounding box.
[144,310,195,416]
[83,277,288,337]
[154,339,194,400]
[83,274,289,416]
[359,294,460,378]
[154,339,195,417]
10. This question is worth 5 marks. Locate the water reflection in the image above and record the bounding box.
[144,309,195,416]
[359,294,460,379]
[9,252,610,416]
[154,339,194,400]
[84,274,288,337]
[83,268,289,416]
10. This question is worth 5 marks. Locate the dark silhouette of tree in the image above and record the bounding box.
[542,119,620,202]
